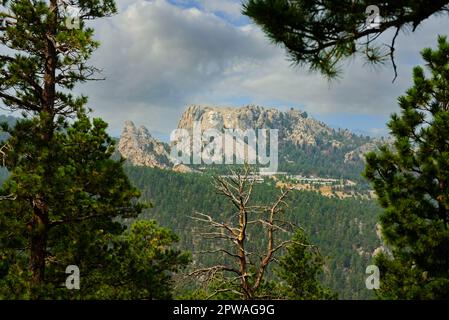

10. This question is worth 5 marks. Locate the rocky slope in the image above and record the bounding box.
[177,104,343,147]
[344,137,393,164]
[117,121,171,169]
[118,105,386,179]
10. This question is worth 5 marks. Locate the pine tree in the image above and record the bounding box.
[275,230,336,300]
[0,0,189,300]
[243,0,449,79]
[364,36,449,299]
[94,220,190,300]
[0,114,145,298]
[0,0,119,294]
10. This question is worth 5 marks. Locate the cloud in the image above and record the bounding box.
[74,0,449,137]
[82,0,275,135]
[197,0,244,20]
[168,0,245,21]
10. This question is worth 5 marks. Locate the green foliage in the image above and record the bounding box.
[364,36,449,299]
[243,0,449,79]
[275,230,336,300]
[0,0,120,294]
[0,115,143,299]
[184,168,296,300]
[0,0,116,116]
[180,275,278,300]
[126,166,381,299]
[0,115,16,141]
[279,139,369,181]
[77,220,190,300]
[0,1,191,300]
[0,167,8,185]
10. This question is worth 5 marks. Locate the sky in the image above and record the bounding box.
[3,0,449,139]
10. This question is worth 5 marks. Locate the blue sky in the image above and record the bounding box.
[166,0,250,25]
[2,0,449,139]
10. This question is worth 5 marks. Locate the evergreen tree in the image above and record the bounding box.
[0,0,118,294]
[0,114,144,298]
[0,1,190,299]
[80,220,190,300]
[243,0,449,79]
[275,230,336,300]
[364,36,449,299]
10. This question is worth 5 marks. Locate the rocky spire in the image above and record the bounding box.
[117,121,171,169]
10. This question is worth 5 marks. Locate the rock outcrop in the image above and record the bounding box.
[118,121,171,169]
[344,137,393,164]
[117,105,388,174]
[177,104,336,147]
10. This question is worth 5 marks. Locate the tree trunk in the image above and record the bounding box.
[237,207,252,300]
[30,205,48,296]
[42,0,57,114]
[29,0,57,295]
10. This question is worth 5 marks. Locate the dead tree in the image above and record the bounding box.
[190,166,303,300]
[0,142,10,167]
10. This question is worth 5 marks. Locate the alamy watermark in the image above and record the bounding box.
[65,265,80,290]
[365,265,380,290]
[365,5,382,30]
[170,121,279,175]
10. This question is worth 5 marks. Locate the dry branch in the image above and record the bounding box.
[189,165,299,299]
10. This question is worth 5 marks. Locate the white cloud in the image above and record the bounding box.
[75,0,449,137]
[82,0,276,134]
[198,0,243,19]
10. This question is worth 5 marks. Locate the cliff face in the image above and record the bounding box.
[117,105,386,177]
[117,121,171,169]
[177,104,336,147]
[344,137,394,164]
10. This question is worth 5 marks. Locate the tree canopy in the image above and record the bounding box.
[275,230,336,300]
[0,0,190,299]
[0,0,121,295]
[364,36,449,299]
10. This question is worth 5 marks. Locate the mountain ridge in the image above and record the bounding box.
[117,105,390,179]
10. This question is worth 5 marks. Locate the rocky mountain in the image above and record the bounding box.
[344,137,393,164]
[117,105,386,180]
[178,105,339,147]
[117,121,171,169]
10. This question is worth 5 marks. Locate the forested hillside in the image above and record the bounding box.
[125,166,382,299]
[0,113,381,299]
[279,140,368,181]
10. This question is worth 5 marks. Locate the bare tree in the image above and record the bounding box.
[0,142,10,167]
[190,166,305,300]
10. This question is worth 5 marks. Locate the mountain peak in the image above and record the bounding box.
[178,104,326,146]
[118,121,170,169]
[117,104,382,178]
[123,120,137,130]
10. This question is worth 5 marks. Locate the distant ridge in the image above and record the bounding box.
[117,105,391,180]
